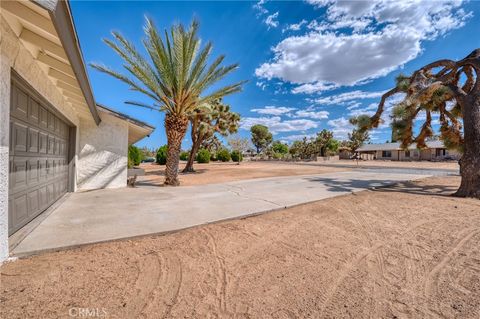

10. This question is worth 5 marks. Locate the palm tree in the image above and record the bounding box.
[183,99,240,172]
[90,18,245,185]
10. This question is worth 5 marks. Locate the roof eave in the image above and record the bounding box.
[32,0,101,125]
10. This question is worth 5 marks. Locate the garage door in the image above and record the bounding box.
[8,78,70,235]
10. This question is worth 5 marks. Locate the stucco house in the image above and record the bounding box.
[0,0,154,262]
[356,141,461,161]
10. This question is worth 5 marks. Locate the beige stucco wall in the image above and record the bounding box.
[0,16,81,262]
[77,112,128,190]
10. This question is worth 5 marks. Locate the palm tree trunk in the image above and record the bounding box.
[165,114,188,186]
[454,96,480,198]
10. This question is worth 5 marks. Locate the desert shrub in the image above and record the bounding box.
[272,152,283,160]
[180,151,189,161]
[156,145,168,165]
[231,150,243,162]
[128,157,134,169]
[196,148,210,163]
[217,148,231,162]
[128,145,142,166]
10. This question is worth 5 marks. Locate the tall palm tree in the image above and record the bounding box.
[90,18,245,185]
[184,99,240,172]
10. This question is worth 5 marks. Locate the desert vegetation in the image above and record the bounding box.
[91,18,245,185]
[353,49,480,198]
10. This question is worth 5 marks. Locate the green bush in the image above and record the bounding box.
[210,152,217,161]
[216,148,231,162]
[128,145,142,166]
[180,151,189,161]
[196,149,210,163]
[156,145,168,165]
[231,150,243,162]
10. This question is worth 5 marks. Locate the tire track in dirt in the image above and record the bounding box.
[424,228,479,317]
[202,229,230,316]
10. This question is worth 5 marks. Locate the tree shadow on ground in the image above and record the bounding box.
[304,176,459,197]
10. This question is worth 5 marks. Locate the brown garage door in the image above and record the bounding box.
[8,77,70,235]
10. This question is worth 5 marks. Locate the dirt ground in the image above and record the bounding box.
[313,159,459,170]
[1,176,479,318]
[138,161,349,186]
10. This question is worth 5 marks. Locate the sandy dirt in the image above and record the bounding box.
[138,161,349,186]
[310,159,459,170]
[1,176,479,318]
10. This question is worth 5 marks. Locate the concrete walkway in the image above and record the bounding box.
[11,169,455,256]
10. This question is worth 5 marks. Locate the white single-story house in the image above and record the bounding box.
[0,0,154,262]
[356,141,461,161]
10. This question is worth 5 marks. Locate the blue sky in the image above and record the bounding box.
[71,0,480,149]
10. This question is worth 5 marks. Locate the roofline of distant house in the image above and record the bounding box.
[33,0,101,125]
[97,104,155,131]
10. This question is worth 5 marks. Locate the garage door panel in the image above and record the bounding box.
[11,86,28,120]
[39,106,48,129]
[13,122,28,153]
[28,128,39,153]
[47,111,55,132]
[47,135,55,155]
[29,99,40,125]
[38,186,48,210]
[12,194,29,230]
[27,189,40,218]
[9,79,70,236]
[11,158,27,191]
[27,158,39,186]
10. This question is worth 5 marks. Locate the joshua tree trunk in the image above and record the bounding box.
[165,114,188,186]
[183,132,203,173]
[454,95,480,198]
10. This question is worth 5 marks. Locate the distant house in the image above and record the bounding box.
[356,141,461,161]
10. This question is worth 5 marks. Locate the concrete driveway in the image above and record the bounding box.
[11,168,456,256]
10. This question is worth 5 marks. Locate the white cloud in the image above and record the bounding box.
[327,117,354,139]
[291,82,338,94]
[256,1,471,93]
[293,110,329,120]
[265,12,279,29]
[241,116,319,134]
[253,0,268,15]
[314,90,385,105]
[280,133,316,143]
[251,105,296,116]
[283,19,308,32]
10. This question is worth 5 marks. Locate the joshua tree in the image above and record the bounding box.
[201,135,223,154]
[347,127,370,153]
[315,129,336,157]
[183,99,240,172]
[353,49,480,198]
[91,18,245,186]
[250,124,273,154]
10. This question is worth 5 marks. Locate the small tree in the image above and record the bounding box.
[196,149,210,163]
[250,124,273,154]
[231,150,243,163]
[314,129,336,157]
[353,49,480,198]
[347,128,370,154]
[128,145,143,167]
[184,99,240,172]
[228,135,250,165]
[290,137,316,160]
[156,145,168,165]
[179,151,189,161]
[272,141,289,155]
[217,148,231,162]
